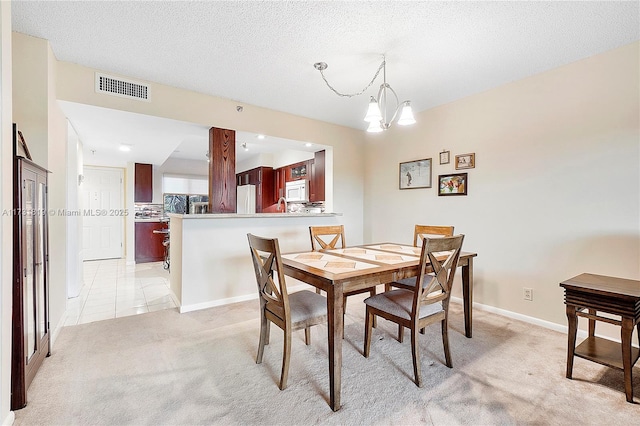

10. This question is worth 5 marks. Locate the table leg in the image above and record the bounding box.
[621,317,634,403]
[565,304,578,379]
[588,308,596,337]
[461,257,473,338]
[327,284,344,411]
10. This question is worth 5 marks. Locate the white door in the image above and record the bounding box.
[81,167,124,260]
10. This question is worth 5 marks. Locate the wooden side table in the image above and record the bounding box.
[560,273,640,402]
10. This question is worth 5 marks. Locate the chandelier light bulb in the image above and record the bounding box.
[366,120,383,133]
[364,96,382,123]
[397,102,416,126]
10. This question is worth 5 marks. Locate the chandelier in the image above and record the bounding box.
[314,56,416,133]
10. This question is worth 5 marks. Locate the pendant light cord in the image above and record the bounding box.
[317,59,386,98]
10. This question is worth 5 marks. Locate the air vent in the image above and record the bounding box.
[95,73,150,102]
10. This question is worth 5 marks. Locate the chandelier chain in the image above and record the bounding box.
[318,60,386,98]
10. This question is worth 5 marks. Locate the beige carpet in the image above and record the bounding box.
[13,295,639,425]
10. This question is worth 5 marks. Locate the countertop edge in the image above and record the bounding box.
[168,212,342,219]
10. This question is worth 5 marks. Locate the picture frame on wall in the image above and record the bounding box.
[439,150,450,165]
[438,173,468,196]
[399,158,432,189]
[455,153,475,169]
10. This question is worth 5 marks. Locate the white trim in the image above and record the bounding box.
[178,284,310,313]
[452,297,638,348]
[2,411,14,426]
[180,294,256,313]
[49,308,67,348]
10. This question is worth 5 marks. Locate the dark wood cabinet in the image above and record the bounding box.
[134,163,153,203]
[274,167,286,200]
[309,150,326,202]
[12,156,50,410]
[285,161,309,182]
[235,166,275,212]
[135,221,168,263]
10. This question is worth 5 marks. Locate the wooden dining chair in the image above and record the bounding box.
[247,233,328,390]
[309,225,377,304]
[363,235,464,387]
[389,225,456,339]
[309,225,377,329]
[385,225,455,293]
[413,225,455,247]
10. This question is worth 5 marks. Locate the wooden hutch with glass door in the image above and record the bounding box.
[11,124,51,410]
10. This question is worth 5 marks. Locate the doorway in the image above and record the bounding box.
[81,166,125,260]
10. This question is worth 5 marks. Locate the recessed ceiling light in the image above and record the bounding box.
[119,144,131,152]
[305,143,313,147]
[257,134,265,140]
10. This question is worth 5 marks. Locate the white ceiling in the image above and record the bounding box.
[12,1,639,165]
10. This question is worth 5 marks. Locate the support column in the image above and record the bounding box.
[208,127,236,213]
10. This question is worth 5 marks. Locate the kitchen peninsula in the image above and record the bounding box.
[168,212,342,312]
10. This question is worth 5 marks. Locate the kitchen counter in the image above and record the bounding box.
[169,212,341,220]
[168,212,344,312]
[134,217,169,223]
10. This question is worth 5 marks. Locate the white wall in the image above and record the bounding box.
[364,42,640,339]
[66,122,83,297]
[159,157,208,177]
[47,40,69,343]
[0,3,12,424]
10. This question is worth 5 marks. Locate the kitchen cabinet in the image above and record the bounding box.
[309,150,326,202]
[274,167,286,200]
[236,166,275,212]
[134,163,153,203]
[135,221,168,263]
[290,162,308,180]
[12,156,50,410]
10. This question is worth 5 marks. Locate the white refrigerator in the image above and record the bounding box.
[237,184,256,214]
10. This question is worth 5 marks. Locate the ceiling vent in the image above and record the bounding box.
[95,73,150,102]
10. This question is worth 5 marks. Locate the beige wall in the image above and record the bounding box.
[12,32,48,167]
[364,42,640,338]
[1,3,12,424]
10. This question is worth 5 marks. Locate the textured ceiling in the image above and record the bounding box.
[13,1,639,131]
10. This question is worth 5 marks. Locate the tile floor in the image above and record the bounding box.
[64,258,176,326]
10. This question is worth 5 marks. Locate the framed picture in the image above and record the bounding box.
[455,153,475,170]
[439,150,450,165]
[438,173,468,196]
[17,130,33,161]
[399,158,432,189]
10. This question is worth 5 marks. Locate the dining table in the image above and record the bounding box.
[281,242,478,411]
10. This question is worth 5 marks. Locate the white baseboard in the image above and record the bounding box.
[180,293,257,313]
[178,284,310,313]
[49,309,67,348]
[3,410,15,426]
[451,297,569,334]
[452,297,637,347]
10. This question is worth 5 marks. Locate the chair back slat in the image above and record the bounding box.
[248,233,289,316]
[309,225,346,251]
[413,225,455,247]
[412,235,464,316]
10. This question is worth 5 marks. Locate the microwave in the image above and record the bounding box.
[285,180,308,202]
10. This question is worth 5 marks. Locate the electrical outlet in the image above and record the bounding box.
[523,288,533,301]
